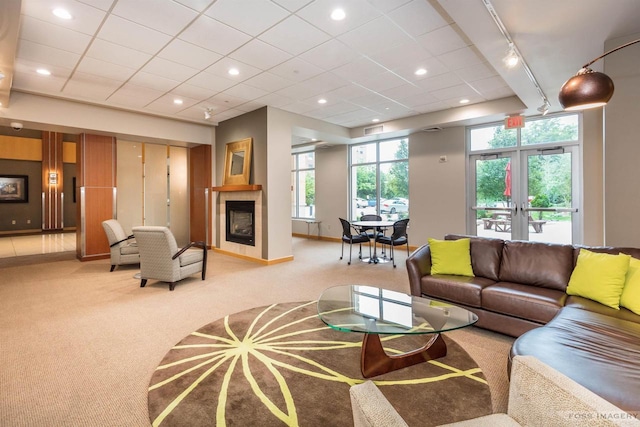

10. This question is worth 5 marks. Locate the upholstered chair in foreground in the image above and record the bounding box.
[132,226,207,291]
[350,355,639,427]
[102,219,139,272]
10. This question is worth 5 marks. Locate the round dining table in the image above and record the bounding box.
[351,220,395,264]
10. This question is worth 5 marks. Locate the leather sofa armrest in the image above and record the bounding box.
[406,244,432,296]
[350,381,408,427]
[508,356,640,426]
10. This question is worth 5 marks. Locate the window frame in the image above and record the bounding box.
[291,151,316,220]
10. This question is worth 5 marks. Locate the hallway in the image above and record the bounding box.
[0,233,76,258]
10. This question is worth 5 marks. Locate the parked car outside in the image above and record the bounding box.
[380,197,408,214]
[354,197,368,208]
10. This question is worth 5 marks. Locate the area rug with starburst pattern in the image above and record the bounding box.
[148,301,492,426]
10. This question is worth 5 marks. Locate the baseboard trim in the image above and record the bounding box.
[212,248,294,265]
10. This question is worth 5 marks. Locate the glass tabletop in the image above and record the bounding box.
[317,285,478,335]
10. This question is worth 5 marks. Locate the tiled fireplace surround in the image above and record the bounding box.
[218,189,262,259]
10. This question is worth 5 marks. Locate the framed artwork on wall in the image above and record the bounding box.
[0,175,28,203]
[223,138,253,186]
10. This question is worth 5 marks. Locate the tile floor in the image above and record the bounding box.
[0,233,76,258]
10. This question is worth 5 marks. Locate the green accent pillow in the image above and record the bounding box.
[428,238,474,277]
[566,249,631,309]
[621,257,640,315]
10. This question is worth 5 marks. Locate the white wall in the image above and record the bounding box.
[408,127,467,243]
[604,33,640,246]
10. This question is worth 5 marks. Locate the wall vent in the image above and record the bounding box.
[422,126,443,132]
[363,125,384,135]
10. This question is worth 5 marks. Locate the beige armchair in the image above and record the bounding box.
[102,219,140,272]
[132,226,207,291]
[350,355,640,427]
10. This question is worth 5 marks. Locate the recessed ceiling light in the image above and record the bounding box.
[36,68,51,76]
[228,68,239,76]
[459,99,470,104]
[0,71,5,80]
[372,118,380,123]
[173,99,183,105]
[318,98,327,104]
[311,138,317,141]
[331,8,346,21]
[52,8,73,20]
[415,68,427,76]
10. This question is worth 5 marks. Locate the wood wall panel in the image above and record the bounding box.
[189,144,212,245]
[0,135,42,160]
[83,187,113,256]
[41,132,64,230]
[76,133,116,260]
[63,142,76,163]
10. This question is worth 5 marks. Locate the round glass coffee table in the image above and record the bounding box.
[317,285,478,378]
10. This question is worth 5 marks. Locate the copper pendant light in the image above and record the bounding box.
[559,39,640,110]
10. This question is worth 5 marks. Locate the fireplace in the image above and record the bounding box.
[226,200,255,246]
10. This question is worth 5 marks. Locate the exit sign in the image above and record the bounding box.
[505,115,525,129]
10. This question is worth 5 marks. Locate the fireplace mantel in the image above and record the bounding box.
[212,184,262,192]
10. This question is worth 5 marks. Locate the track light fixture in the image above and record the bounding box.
[503,43,519,68]
[204,108,213,120]
[537,100,550,116]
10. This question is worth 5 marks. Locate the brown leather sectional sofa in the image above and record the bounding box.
[406,234,640,413]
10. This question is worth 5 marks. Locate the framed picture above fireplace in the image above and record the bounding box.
[223,138,253,186]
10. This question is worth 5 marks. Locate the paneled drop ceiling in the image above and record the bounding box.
[2,0,640,133]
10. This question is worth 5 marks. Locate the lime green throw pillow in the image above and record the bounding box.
[566,249,630,309]
[621,257,640,315]
[428,238,474,277]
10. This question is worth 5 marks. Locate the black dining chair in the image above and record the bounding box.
[375,218,409,268]
[339,218,371,265]
[358,214,384,239]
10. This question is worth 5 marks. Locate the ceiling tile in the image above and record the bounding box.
[186,72,236,92]
[12,60,68,92]
[331,56,388,84]
[253,92,295,108]
[235,100,268,112]
[146,93,200,114]
[20,0,107,35]
[365,0,412,14]
[324,83,373,102]
[338,16,412,56]
[296,0,381,37]
[98,15,172,54]
[299,39,359,71]
[396,90,439,108]
[369,42,432,71]
[413,100,448,114]
[172,83,218,101]
[112,0,198,36]
[85,39,152,69]
[431,83,480,101]
[223,83,269,101]
[76,57,136,81]
[437,46,485,71]
[279,100,318,115]
[63,72,122,100]
[205,0,290,36]
[172,0,212,13]
[17,40,81,69]
[358,71,409,93]
[305,101,360,119]
[259,16,330,56]
[302,72,349,94]
[205,57,262,82]
[142,57,200,82]
[387,0,448,37]
[417,24,469,57]
[229,39,292,70]
[244,72,294,92]
[129,71,180,92]
[179,15,252,56]
[206,92,247,109]
[19,16,92,55]
[468,76,510,94]
[379,83,423,101]
[454,62,499,83]
[158,39,223,70]
[270,0,314,13]
[107,82,165,108]
[415,72,464,92]
[269,57,323,82]
[276,82,324,100]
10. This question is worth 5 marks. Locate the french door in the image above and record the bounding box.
[469,146,580,244]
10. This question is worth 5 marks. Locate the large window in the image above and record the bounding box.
[291,152,315,219]
[350,138,409,221]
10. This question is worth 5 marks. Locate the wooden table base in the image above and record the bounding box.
[360,333,447,378]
